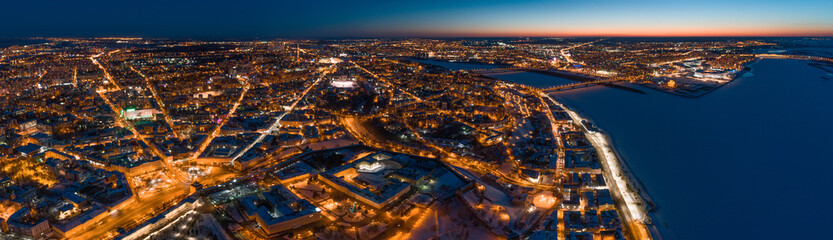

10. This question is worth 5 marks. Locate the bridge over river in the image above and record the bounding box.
[471,54,831,94]
[473,67,642,93]
[540,79,625,92]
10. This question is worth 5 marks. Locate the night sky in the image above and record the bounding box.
[3,0,832,38]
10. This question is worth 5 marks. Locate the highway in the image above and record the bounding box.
[72,67,78,87]
[560,38,606,64]
[68,185,190,240]
[339,116,434,157]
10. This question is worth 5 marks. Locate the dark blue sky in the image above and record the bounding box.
[3,0,832,38]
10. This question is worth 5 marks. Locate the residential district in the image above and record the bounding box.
[0,37,825,240]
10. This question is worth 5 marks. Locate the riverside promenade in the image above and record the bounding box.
[543,93,661,240]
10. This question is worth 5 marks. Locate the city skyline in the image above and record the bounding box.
[2,0,833,38]
[1,1,833,240]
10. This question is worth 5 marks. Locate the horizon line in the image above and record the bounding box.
[12,34,833,40]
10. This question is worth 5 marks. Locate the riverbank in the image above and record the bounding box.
[548,58,833,239]
[640,57,763,98]
[564,100,663,240]
[544,94,660,240]
[406,57,647,94]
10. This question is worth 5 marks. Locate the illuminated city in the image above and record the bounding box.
[1,1,833,240]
